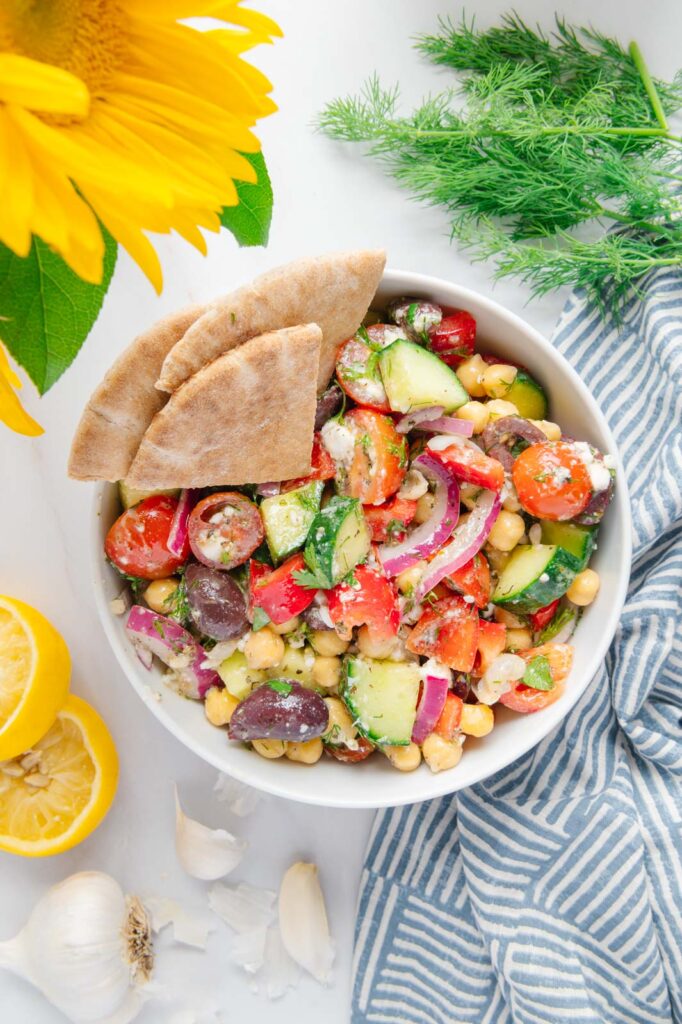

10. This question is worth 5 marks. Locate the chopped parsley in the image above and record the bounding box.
[293,567,331,590]
[268,679,293,695]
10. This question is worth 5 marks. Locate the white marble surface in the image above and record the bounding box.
[1,1,679,1020]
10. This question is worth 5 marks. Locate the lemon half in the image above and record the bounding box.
[0,694,119,856]
[0,595,71,760]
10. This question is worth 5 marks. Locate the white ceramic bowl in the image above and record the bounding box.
[92,269,631,809]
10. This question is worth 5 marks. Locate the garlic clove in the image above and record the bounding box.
[212,772,265,816]
[278,862,335,985]
[174,787,247,881]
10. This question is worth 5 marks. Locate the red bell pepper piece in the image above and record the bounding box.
[475,620,507,674]
[434,693,464,739]
[281,434,336,492]
[430,443,505,492]
[406,595,480,672]
[529,599,560,633]
[445,552,491,608]
[251,553,316,624]
[327,564,399,644]
[362,496,418,543]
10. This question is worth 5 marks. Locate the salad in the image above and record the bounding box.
[105,297,615,775]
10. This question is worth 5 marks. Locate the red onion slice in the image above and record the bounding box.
[256,482,282,498]
[126,605,220,699]
[411,674,449,744]
[414,489,501,602]
[167,488,196,557]
[395,406,445,434]
[414,416,474,437]
[377,454,460,576]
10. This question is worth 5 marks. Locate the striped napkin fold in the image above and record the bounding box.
[352,269,682,1024]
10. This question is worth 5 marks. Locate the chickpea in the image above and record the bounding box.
[323,696,358,746]
[204,687,239,726]
[244,627,285,670]
[357,625,397,660]
[270,615,301,635]
[494,606,526,628]
[482,363,517,399]
[312,655,342,689]
[487,510,526,552]
[144,577,179,613]
[501,487,522,513]
[422,733,463,773]
[506,627,533,652]
[252,738,286,759]
[398,468,429,500]
[456,400,490,434]
[285,738,323,764]
[396,561,427,594]
[460,703,494,737]
[456,354,487,397]
[532,419,562,441]
[567,569,601,606]
[309,630,349,657]
[383,742,421,772]
[414,491,436,525]
[486,399,520,421]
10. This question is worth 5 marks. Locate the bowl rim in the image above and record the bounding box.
[91,268,632,809]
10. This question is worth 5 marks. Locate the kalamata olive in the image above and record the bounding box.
[314,385,344,431]
[302,595,334,631]
[451,674,470,700]
[228,680,329,742]
[185,562,249,640]
[387,298,443,341]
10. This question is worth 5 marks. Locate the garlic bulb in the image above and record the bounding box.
[278,862,334,984]
[0,871,152,1024]
[175,786,247,880]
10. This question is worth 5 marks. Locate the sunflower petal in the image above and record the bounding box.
[0,361,44,437]
[0,53,90,116]
[0,344,22,390]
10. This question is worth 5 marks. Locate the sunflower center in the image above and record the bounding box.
[0,0,127,101]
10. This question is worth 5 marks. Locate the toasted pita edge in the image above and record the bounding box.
[125,323,322,489]
[155,248,386,395]
[68,304,205,482]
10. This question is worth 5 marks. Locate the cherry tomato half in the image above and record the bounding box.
[188,492,264,570]
[327,564,400,644]
[363,496,418,543]
[430,442,505,492]
[281,434,336,492]
[444,552,491,608]
[339,408,407,505]
[336,328,391,412]
[406,594,480,672]
[475,619,507,674]
[105,495,189,580]
[512,442,591,521]
[427,310,476,367]
[499,643,573,713]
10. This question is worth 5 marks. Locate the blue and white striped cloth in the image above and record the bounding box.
[352,270,682,1024]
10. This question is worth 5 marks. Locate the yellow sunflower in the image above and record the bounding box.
[0,0,281,293]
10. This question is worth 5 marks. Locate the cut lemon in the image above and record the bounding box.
[0,694,119,856]
[0,595,71,760]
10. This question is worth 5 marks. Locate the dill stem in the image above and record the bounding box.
[406,125,682,143]
[592,203,681,236]
[629,41,669,131]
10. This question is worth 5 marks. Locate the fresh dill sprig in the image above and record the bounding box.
[316,14,682,312]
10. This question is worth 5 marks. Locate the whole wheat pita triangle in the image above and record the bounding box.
[125,323,322,489]
[156,248,385,395]
[68,304,205,481]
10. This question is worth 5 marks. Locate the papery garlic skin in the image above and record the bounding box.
[175,787,247,881]
[278,862,335,985]
[0,871,152,1024]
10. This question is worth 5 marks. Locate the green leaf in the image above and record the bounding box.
[292,567,330,590]
[522,655,554,691]
[268,679,293,696]
[0,231,117,395]
[252,606,271,631]
[219,151,273,248]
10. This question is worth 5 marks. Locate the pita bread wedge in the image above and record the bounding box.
[68,304,206,481]
[156,249,385,395]
[125,323,322,489]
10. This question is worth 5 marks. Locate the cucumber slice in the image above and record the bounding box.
[505,369,548,420]
[492,544,580,612]
[261,481,324,563]
[118,482,179,509]
[304,497,371,588]
[539,520,596,571]
[342,657,420,745]
[217,651,265,700]
[378,339,468,414]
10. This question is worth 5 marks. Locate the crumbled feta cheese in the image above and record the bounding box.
[572,440,611,492]
[462,594,476,604]
[109,596,127,616]
[603,454,615,470]
[320,419,356,469]
[528,523,542,546]
[420,658,452,683]
[398,468,429,500]
[539,572,549,582]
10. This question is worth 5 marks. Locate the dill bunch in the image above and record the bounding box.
[316,14,682,312]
